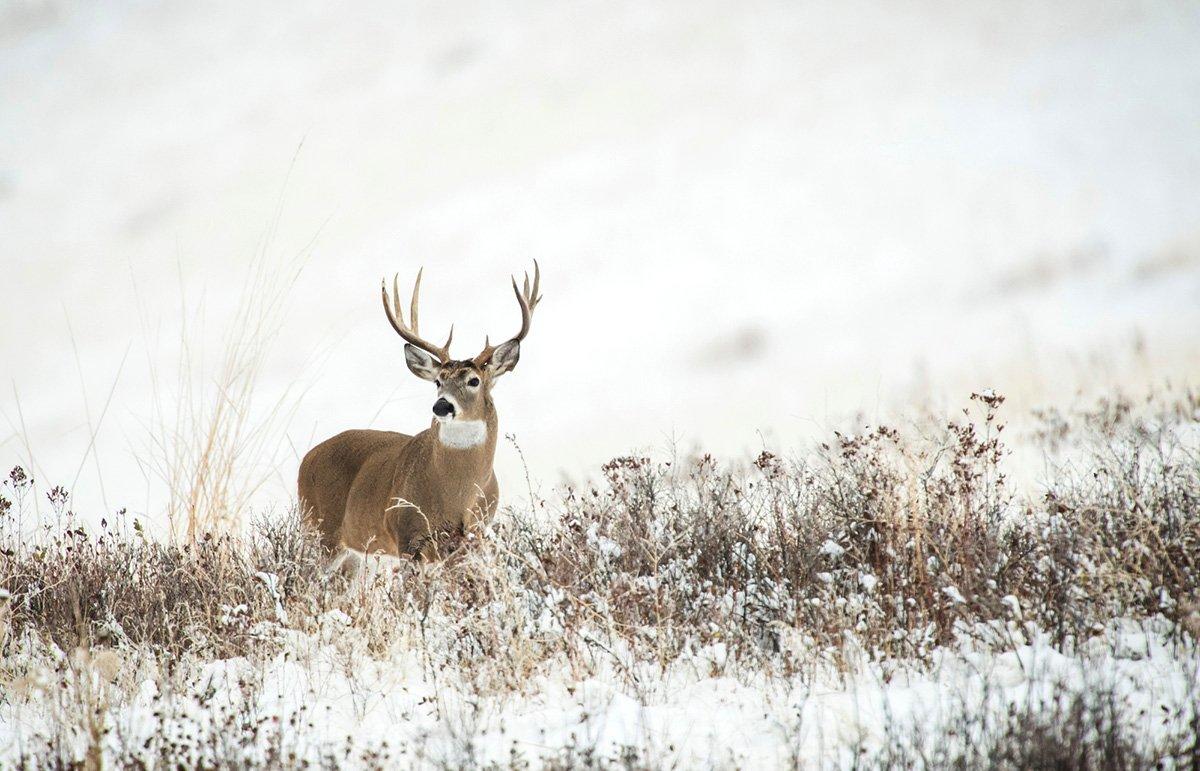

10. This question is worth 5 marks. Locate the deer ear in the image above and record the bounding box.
[487,339,521,378]
[404,344,440,381]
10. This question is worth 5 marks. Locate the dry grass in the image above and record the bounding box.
[3,388,1197,665]
[0,388,1197,767]
[136,253,307,542]
[873,675,1200,770]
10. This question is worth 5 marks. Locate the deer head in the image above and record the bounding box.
[381,261,542,436]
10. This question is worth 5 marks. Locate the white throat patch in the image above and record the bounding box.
[438,419,488,449]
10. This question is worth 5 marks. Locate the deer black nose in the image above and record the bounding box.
[432,398,455,417]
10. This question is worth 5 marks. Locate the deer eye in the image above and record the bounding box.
[467,377,480,387]
[434,379,442,387]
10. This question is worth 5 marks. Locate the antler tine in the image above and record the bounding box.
[381,268,454,362]
[410,267,422,335]
[512,259,542,337]
[390,274,405,327]
[526,259,542,310]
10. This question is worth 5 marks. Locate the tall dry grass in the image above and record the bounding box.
[136,254,307,542]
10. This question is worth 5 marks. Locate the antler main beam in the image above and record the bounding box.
[474,260,542,366]
[382,268,454,363]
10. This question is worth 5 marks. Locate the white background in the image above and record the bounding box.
[3,0,1199,525]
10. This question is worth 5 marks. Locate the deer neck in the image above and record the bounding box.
[428,406,498,479]
[437,420,489,449]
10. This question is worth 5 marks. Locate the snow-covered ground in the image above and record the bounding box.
[2,0,1200,525]
[2,380,1197,767]
[164,618,1200,766]
[3,613,1196,767]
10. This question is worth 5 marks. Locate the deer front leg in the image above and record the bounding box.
[464,474,500,534]
[322,546,364,581]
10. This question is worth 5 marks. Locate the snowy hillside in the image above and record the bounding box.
[3,0,1200,522]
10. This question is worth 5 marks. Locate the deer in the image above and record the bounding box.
[298,262,541,573]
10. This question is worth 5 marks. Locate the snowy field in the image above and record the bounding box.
[2,389,1198,767]
[5,613,1198,767]
[2,1,1200,768]
[3,0,1200,524]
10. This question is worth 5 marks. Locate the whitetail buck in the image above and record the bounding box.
[298,262,541,570]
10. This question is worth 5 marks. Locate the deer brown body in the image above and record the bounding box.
[298,264,540,567]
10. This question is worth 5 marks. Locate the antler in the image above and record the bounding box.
[381,268,454,363]
[474,260,542,366]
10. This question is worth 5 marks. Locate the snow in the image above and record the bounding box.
[255,571,290,624]
[942,586,967,605]
[586,522,625,560]
[2,0,1200,526]
[819,540,845,558]
[1,615,1194,767]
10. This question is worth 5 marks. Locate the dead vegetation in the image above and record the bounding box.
[0,388,1197,767]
